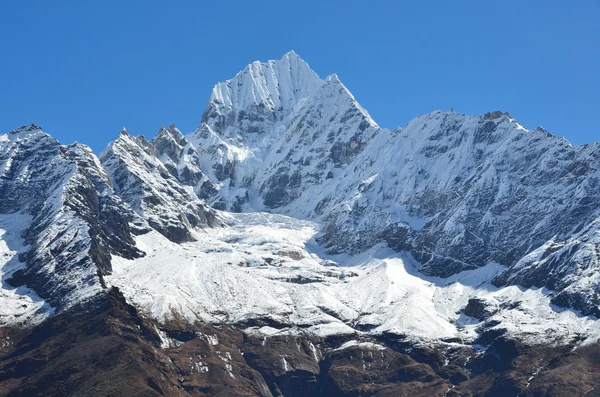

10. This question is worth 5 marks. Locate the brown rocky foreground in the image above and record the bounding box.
[1,288,599,397]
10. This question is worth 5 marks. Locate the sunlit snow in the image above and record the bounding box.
[0,214,53,328]
[107,211,595,346]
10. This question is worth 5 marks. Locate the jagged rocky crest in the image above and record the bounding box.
[0,125,145,310]
[99,127,221,243]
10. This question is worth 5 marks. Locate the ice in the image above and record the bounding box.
[106,212,598,346]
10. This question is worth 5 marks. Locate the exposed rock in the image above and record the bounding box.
[0,127,144,310]
[463,298,497,321]
[100,130,221,243]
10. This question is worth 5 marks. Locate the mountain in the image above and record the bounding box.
[99,127,221,243]
[0,125,145,311]
[1,52,600,396]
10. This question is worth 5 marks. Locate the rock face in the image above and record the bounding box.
[463,298,497,321]
[2,52,600,395]
[99,128,221,243]
[0,125,144,310]
[493,215,600,317]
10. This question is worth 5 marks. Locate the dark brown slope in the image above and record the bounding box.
[1,288,600,397]
[0,289,269,397]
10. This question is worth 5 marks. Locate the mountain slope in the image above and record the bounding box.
[0,125,144,313]
[176,54,600,318]
[100,129,220,243]
[95,52,600,328]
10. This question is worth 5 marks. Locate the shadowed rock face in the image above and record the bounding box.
[463,298,498,321]
[0,126,145,310]
[99,129,221,244]
[1,288,599,397]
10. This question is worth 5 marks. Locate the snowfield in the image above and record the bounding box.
[0,214,53,328]
[107,211,598,346]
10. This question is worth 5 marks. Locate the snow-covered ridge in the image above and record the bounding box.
[202,50,322,126]
[0,125,145,319]
[100,128,221,243]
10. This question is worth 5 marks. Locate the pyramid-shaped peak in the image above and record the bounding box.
[154,126,169,137]
[321,73,356,99]
[167,123,184,137]
[283,49,299,57]
[306,73,378,129]
[237,51,316,80]
[153,124,186,146]
[201,52,323,127]
[280,50,304,62]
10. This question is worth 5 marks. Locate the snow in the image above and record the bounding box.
[0,214,53,328]
[107,211,599,346]
[207,51,321,124]
[107,213,335,328]
[0,126,118,312]
[333,340,387,351]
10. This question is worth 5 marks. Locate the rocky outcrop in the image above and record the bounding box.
[1,126,144,310]
[100,129,221,243]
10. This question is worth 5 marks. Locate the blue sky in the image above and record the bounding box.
[1,0,598,151]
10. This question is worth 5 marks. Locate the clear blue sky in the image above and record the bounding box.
[1,0,598,151]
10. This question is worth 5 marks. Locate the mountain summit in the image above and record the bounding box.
[201,51,322,146]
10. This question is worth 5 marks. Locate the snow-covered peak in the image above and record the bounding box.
[2,124,54,148]
[167,123,185,141]
[150,125,188,166]
[9,123,43,135]
[0,126,61,184]
[154,124,185,144]
[310,73,379,129]
[200,51,322,131]
[103,128,149,157]
[100,128,220,243]
[0,125,147,315]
